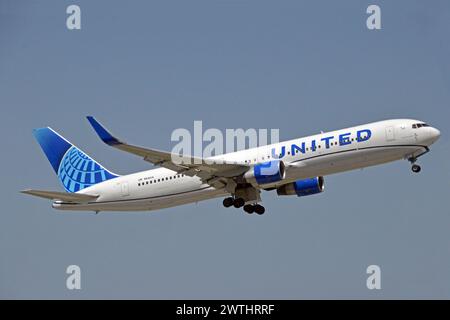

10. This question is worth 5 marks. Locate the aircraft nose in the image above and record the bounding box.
[429,127,441,143]
[431,127,440,139]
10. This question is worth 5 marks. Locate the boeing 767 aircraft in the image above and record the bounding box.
[22,117,440,215]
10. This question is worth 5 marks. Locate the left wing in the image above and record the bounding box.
[86,116,248,189]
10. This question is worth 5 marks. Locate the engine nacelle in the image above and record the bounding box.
[244,160,285,186]
[277,176,324,197]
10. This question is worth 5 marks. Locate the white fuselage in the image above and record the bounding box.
[53,119,440,212]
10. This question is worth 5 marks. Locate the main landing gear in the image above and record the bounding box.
[243,204,265,215]
[222,197,265,215]
[222,197,234,208]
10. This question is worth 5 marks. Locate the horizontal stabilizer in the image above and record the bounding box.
[21,189,98,202]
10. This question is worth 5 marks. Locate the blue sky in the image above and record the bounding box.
[1,0,449,298]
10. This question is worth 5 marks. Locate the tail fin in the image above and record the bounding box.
[33,127,119,193]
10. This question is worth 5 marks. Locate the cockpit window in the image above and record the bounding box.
[412,123,430,129]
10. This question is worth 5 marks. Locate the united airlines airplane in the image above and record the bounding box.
[22,117,440,215]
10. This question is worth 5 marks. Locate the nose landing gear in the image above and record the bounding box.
[407,147,430,174]
[408,157,422,174]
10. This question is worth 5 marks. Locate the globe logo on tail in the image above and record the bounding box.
[58,147,117,192]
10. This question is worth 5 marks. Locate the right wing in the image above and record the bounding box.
[21,189,98,203]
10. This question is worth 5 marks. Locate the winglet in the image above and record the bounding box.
[86,116,121,146]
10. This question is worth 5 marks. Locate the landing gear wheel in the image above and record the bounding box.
[412,164,421,173]
[223,197,234,208]
[254,205,265,215]
[243,204,255,214]
[233,198,245,208]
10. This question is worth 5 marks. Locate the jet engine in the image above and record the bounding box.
[276,176,324,197]
[244,160,285,186]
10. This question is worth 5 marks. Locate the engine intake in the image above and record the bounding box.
[244,160,285,186]
[277,176,324,197]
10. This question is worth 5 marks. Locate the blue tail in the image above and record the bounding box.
[33,127,119,193]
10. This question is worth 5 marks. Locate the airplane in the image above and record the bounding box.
[22,117,440,215]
